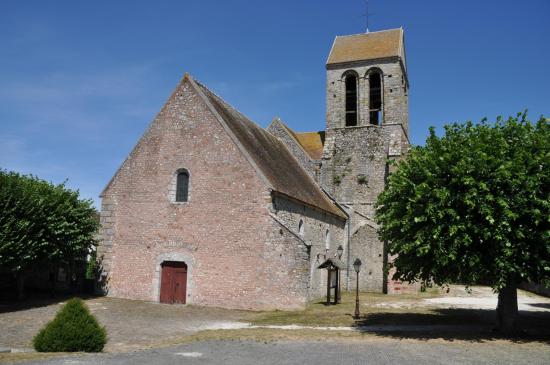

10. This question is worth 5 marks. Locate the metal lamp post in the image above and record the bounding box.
[353,258,362,319]
[336,245,344,259]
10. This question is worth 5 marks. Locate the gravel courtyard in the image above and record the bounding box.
[0,296,250,353]
[1,285,549,358]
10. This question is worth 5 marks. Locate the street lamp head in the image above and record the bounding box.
[336,245,344,259]
[353,258,362,273]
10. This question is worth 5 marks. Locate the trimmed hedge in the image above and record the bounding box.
[33,298,107,352]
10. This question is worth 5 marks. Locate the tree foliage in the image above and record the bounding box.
[375,113,550,291]
[33,298,107,352]
[0,170,98,274]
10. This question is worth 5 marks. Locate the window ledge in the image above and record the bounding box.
[171,201,190,206]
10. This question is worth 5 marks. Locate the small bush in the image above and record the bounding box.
[33,298,106,352]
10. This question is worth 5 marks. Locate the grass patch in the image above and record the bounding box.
[186,328,374,343]
[251,290,442,327]
[245,289,550,342]
[0,352,67,364]
[182,327,550,346]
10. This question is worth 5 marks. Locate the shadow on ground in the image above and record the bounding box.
[0,292,101,314]
[351,308,550,343]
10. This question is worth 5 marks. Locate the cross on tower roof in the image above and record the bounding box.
[363,0,376,33]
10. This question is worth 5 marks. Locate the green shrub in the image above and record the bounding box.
[33,298,106,352]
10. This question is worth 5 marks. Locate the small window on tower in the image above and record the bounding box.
[345,74,358,127]
[175,170,189,202]
[369,71,383,125]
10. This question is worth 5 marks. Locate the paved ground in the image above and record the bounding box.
[13,340,550,365]
[372,286,550,311]
[0,296,250,352]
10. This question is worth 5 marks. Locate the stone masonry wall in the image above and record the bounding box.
[326,58,409,133]
[321,125,406,209]
[266,119,317,179]
[321,55,410,293]
[320,125,408,292]
[349,223,386,292]
[99,77,310,310]
[261,217,311,309]
[270,195,347,300]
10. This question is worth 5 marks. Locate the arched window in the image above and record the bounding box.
[298,219,304,236]
[175,170,189,202]
[325,229,331,250]
[369,71,383,125]
[345,74,358,127]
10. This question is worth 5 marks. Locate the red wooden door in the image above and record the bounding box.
[159,264,173,303]
[160,262,187,304]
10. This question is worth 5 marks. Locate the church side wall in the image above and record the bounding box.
[260,218,310,309]
[99,79,305,310]
[270,195,347,301]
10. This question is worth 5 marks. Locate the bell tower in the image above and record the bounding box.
[320,28,410,293]
[325,28,409,131]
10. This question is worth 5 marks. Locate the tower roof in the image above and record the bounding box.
[327,28,404,66]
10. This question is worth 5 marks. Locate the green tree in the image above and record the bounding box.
[375,113,549,332]
[0,170,99,298]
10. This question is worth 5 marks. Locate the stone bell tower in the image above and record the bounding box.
[320,28,411,293]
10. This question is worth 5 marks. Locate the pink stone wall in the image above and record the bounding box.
[99,78,309,310]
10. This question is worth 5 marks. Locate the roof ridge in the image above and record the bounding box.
[193,79,253,125]
[195,80,290,147]
[193,78,345,219]
[269,118,314,162]
[101,73,189,196]
[334,27,402,38]
[194,80,293,153]
[327,28,404,65]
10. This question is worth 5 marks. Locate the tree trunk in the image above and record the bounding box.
[16,273,26,300]
[496,283,518,333]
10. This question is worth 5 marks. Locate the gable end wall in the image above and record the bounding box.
[98,79,311,309]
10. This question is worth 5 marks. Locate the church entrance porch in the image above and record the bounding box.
[317,258,344,305]
[160,261,187,304]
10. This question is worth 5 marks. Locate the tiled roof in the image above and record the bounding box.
[294,131,325,160]
[327,28,404,65]
[193,77,346,219]
[270,119,325,161]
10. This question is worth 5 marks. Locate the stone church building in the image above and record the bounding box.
[98,28,413,310]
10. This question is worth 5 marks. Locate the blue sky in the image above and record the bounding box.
[1,0,549,208]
